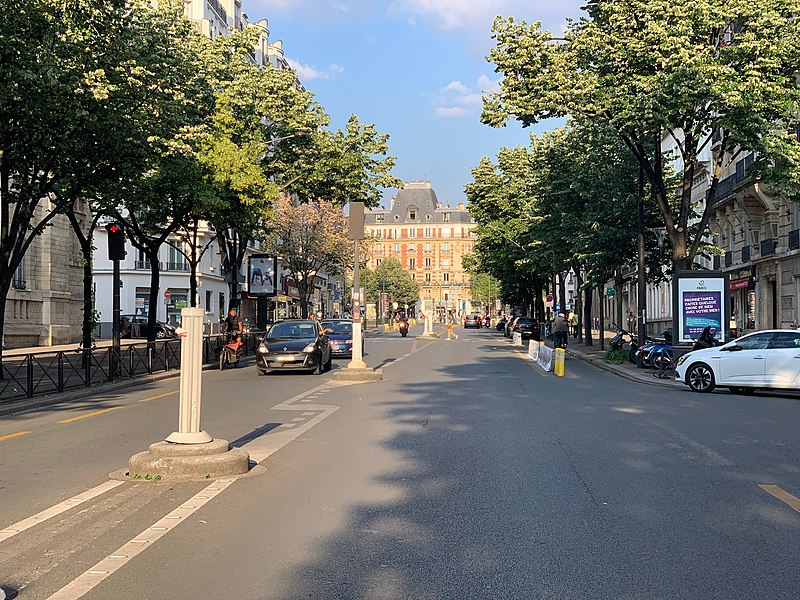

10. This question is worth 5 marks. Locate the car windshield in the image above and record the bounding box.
[267,322,317,339]
[322,321,352,335]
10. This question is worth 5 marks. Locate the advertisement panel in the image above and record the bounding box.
[674,272,727,344]
[248,255,278,297]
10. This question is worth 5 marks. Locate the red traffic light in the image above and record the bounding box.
[108,224,119,234]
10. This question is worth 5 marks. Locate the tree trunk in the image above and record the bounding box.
[583,285,593,346]
[0,273,9,377]
[573,264,583,337]
[82,247,94,349]
[532,275,545,321]
[558,272,567,316]
[146,246,161,343]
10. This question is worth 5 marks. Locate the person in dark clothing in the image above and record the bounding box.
[222,308,243,340]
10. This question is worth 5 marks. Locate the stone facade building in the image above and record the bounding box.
[3,202,87,348]
[364,181,477,318]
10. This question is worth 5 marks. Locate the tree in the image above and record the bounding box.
[483,1,800,271]
[362,257,421,309]
[264,197,350,318]
[0,0,212,354]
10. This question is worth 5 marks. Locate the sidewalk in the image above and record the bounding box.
[561,334,684,391]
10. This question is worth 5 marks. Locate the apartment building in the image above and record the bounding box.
[364,181,477,317]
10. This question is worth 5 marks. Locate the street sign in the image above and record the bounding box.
[546,294,554,302]
[164,289,171,299]
[606,288,615,297]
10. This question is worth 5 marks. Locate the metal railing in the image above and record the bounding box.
[0,332,263,404]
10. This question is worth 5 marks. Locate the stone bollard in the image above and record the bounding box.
[128,307,249,481]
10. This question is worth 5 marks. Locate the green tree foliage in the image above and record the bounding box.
[0,0,211,350]
[483,1,800,270]
[361,257,421,308]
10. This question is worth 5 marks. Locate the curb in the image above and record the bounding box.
[0,357,255,417]
[566,349,682,391]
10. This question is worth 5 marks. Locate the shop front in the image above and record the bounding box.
[728,267,755,336]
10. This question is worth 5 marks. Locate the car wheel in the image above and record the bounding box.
[156,330,166,339]
[729,387,755,396]
[687,363,715,393]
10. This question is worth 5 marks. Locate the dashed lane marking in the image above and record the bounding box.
[57,406,125,424]
[0,430,31,442]
[0,480,124,544]
[759,484,800,514]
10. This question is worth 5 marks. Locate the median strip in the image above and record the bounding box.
[57,406,125,424]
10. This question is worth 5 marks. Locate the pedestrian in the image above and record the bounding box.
[570,311,579,338]
[553,313,568,348]
[627,311,635,331]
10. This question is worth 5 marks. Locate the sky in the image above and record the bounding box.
[246,0,585,205]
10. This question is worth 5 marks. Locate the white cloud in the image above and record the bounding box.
[444,80,469,93]
[287,59,345,80]
[432,75,495,117]
[391,0,584,31]
[435,106,469,118]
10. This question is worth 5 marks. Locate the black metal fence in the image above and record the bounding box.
[0,332,263,403]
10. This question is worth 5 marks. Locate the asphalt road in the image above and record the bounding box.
[1,325,799,599]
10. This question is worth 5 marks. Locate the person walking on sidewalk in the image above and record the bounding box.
[570,311,579,338]
[553,313,568,348]
[446,313,459,341]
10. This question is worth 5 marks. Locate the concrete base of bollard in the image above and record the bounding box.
[128,439,250,481]
[332,368,383,382]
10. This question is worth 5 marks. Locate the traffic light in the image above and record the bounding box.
[106,222,126,261]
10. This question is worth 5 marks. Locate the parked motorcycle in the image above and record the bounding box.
[691,326,719,352]
[638,329,673,369]
[609,324,634,351]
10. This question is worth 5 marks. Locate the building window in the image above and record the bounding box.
[443,273,450,283]
[409,228,416,238]
[376,259,382,266]
[205,291,212,312]
[409,208,417,221]
[425,273,431,283]
[443,212,450,223]
[442,259,450,269]
[425,257,432,268]
[409,258,416,269]
[375,245,383,255]
[426,214,431,221]
[375,229,382,239]
[424,228,431,238]
[408,243,415,251]
[219,292,226,315]
[12,260,25,289]
[425,243,431,253]
[376,214,384,223]
[394,228,399,239]
[393,243,400,253]
[394,215,400,221]
[443,242,449,253]
[426,288,431,297]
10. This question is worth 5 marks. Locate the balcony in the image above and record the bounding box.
[724,251,733,267]
[207,0,227,22]
[166,262,190,272]
[741,245,751,262]
[134,261,163,271]
[715,152,756,204]
[12,278,26,290]
[760,238,776,257]
[789,229,800,251]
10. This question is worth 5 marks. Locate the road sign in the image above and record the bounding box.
[546,294,554,302]
[164,289,171,299]
[606,288,615,297]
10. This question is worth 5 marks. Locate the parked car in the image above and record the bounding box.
[321,319,361,358]
[512,317,541,341]
[505,316,520,338]
[120,315,176,339]
[496,316,508,332]
[675,329,800,394]
[463,314,482,329]
[256,320,332,375]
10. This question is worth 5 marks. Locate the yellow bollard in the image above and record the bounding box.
[384,324,390,332]
[554,348,565,377]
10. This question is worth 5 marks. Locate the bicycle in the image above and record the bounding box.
[653,354,676,380]
[217,334,243,370]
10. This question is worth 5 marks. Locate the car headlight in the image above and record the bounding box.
[258,343,269,354]
[676,354,688,366]
[303,343,317,353]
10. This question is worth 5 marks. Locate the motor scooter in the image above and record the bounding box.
[398,320,409,338]
[609,324,634,351]
[641,329,673,369]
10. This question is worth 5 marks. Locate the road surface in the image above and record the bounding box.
[1,325,799,599]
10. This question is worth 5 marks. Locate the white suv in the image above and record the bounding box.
[675,330,800,394]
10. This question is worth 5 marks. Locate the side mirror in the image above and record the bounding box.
[722,345,742,352]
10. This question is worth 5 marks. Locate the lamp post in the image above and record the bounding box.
[348,202,367,369]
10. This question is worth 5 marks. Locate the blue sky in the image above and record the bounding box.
[246,0,585,205]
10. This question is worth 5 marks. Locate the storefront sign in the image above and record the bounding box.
[673,271,728,343]
[729,278,753,291]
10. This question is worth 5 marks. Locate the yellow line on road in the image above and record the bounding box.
[138,391,178,403]
[759,484,800,514]
[57,406,125,424]
[0,430,32,442]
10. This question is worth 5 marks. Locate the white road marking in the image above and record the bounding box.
[0,480,124,544]
[46,479,236,600]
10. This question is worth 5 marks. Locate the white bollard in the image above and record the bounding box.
[165,307,212,444]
